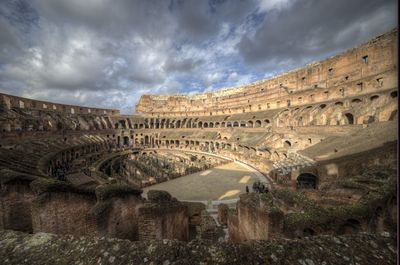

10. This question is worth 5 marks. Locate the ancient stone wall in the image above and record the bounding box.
[30,180,98,236]
[0,93,119,116]
[0,171,36,233]
[297,141,397,182]
[135,29,397,116]
[92,184,144,240]
[138,190,189,241]
[23,183,189,242]
[228,194,284,242]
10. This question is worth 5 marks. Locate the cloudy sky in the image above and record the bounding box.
[0,0,397,114]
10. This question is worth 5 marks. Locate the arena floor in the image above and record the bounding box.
[143,162,261,201]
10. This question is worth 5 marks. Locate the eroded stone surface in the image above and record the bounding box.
[0,230,396,265]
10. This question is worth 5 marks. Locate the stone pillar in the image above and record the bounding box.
[218,204,229,225]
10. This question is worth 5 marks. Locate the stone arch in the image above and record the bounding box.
[373,206,385,232]
[123,136,130,146]
[198,121,203,128]
[296,173,318,189]
[233,121,239,127]
[390,90,397,98]
[335,101,344,106]
[247,120,253,127]
[254,120,261,127]
[344,113,354,125]
[303,228,315,236]
[283,140,291,148]
[319,104,326,109]
[272,151,280,160]
[370,95,379,101]
[203,122,208,128]
[338,219,361,234]
[389,110,397,121]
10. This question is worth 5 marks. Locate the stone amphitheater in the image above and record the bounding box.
[0,29,397,264]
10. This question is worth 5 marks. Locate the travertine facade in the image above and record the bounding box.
[135,29,397,117]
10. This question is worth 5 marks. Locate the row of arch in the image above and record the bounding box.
[134,138,287,162]
[115,118,272,130]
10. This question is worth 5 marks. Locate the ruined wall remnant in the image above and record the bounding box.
[228,193,284,242]
[30,178,97,236]
[29,178,146,240]
[138,190,189,241]
[0,170,36,233]
[218,203,229,225]
[90,184,144,240]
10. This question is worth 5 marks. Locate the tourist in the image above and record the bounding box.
[252,181,259,193]
[259,183,265,193]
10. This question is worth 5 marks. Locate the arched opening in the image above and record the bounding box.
[204,122,208,128]
[255,120,261,127]
[370,95,379,101]
[264,119,270,124]
[123,136,129,146]
[247,120,253,127]
[198,121,203,128]
[389,110,397,121]
[233,121,239,127]
[339,219,361,234]
[351,98,362,103]
[319,104,326,109]
[344,113,354,125]
[364,115,375,124]
[303,228,315,236]
[335,101,343,106]
[284,140,291,148]
[374,207,384,232]
[56,122,63,131]
[390,91,397,98]
[296,173,318,189]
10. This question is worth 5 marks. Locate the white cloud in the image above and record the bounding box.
[257,0,296,12]
[0,0,396,114]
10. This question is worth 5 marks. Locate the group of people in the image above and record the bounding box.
[82,167,91,177]
[245,180,269,194]
[49,162,70,181]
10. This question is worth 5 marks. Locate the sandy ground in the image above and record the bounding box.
[143,162,259,201]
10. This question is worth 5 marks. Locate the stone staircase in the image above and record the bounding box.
[273,152,315,175]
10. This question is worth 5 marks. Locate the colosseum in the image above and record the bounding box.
[0,28,397,264]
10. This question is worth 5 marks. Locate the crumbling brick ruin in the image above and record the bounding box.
[0,29,397,263]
